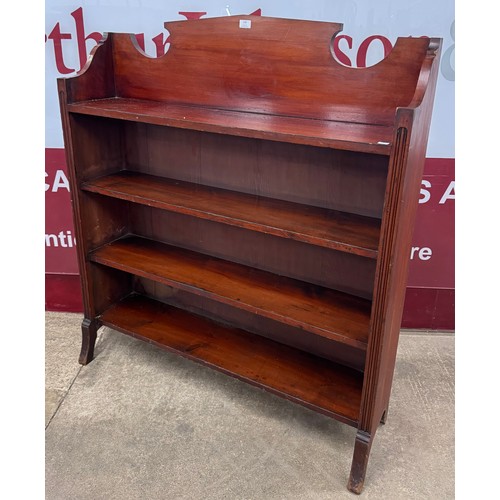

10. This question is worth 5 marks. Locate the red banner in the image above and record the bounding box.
[45,148,78,274]
[404,158,454,330]
[408,158,455,289]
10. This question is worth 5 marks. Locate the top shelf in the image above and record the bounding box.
[61,20,439,157]
[67,98,394,155]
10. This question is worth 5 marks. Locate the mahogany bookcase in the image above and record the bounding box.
[58,15,441,493]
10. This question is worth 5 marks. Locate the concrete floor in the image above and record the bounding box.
[45,311,454,499]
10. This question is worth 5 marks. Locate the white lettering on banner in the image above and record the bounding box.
[410,246,433,261]
[45,169,70,192]
[419,179,455,204]
[45,230,76,247]
[439,181,455,204]
[419,180,431,204]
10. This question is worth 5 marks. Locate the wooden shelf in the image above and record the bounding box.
[82,171,380,258]
[68,98,393,155]
[90,235,371,350]
[58,17,442,492]
[99,294,363,426]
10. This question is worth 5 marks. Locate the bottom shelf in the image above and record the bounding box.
[99,294,363,426]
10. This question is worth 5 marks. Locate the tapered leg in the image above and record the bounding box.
[380,408,389,425]
[79,318,99,365]
[347,430,373,494]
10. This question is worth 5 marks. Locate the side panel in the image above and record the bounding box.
[359,40,442,434]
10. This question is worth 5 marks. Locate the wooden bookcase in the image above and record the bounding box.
[58,16,441,493]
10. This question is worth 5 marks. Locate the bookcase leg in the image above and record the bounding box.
[380,408,389,425]
[347,430,373,494]
[79,318,99,365]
